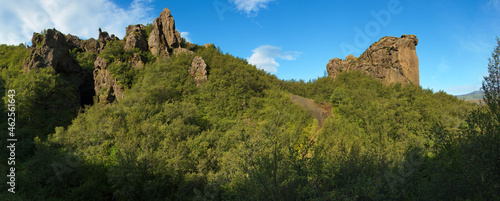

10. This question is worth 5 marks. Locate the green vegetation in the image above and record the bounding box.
[0,35,498,200]
[100,40,155,88]
[70,48,97,73]
[142,23,155,40]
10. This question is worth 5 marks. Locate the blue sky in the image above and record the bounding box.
[1,0,499,95]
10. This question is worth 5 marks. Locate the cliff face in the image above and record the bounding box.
[327,34,419,85]
[22,29,95,106]
[148,7,182,56]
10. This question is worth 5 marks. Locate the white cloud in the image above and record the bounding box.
[180,32,191,42]
[230,0,274,16]
[247,45,301,73]
[0,0,154,45]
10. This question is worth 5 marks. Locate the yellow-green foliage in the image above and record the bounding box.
[1,40,497,201]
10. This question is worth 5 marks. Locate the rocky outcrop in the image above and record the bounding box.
[130,53,144,70]
[148,7,182,56]
[327,34,419,85]
[189,56,208,87]
[23,28,95,105]
[20,7,201,105]
[124,24,148,51]
[173,48,193,55]
[93,56,124,103]
[66,34,100,53]
[98,28,119,51]
[204,43,215,49]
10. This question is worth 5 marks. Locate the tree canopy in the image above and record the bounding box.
[0,36,498,200]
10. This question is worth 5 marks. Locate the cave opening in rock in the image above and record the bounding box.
[79,74,95,107]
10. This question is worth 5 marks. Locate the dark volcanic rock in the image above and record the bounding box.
[98,28,119,51]
[23,28,95,106]
[24,29,86,86]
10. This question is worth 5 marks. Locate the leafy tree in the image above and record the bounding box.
[483,37,500,118]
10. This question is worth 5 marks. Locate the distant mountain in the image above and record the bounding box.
[456,90,484,100]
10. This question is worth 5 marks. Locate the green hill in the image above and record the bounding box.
[1,8,499,201]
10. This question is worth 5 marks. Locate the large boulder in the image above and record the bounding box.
[148,7,182,56]
[327,34,419,85]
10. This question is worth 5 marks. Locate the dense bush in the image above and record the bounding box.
[0,37,497,200]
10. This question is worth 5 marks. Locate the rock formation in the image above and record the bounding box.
[66,34,100,53]
[326,34,419,85]
[148,7,182,56]
[21,7,197,105]
[189,56,208,87]
[204,43,215,49]
[22,28,95,105]
[124,24,148,51]
[93,56,124,103]
[98,28,119,51]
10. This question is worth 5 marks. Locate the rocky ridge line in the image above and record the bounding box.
[22,7,203,105]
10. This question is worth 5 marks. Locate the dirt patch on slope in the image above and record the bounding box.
[289,94,331,130]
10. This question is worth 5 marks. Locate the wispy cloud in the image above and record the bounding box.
[486,0,500,11]
[0,0,154,45]
[459,37,492,54]
[229,0,275,16]
[247,45,301,73]
[180,32,191,42]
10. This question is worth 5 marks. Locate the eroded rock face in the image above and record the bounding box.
[20,7,201,105]
[148,7,182,56]
[173,48,193,55]
[98,28,119,51]
[130,53,144,70]
[93,56,125,103]
[327,34,419,85]
[124,24,148,51]
[189,56,208,87]
[66,34,100,53]
[23,29,95,105]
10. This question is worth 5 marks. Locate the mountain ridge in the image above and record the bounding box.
[456,90,484,101]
